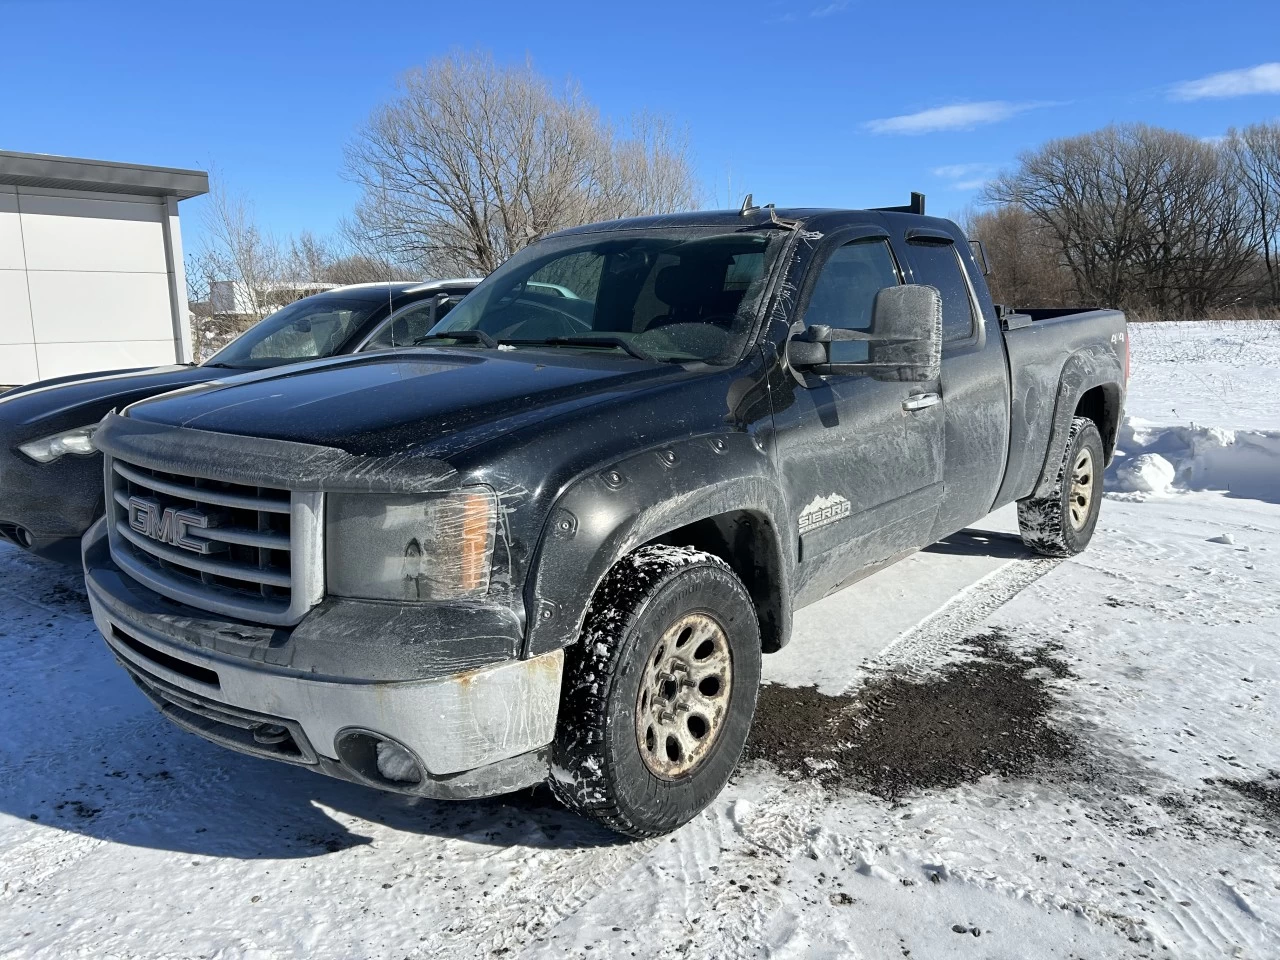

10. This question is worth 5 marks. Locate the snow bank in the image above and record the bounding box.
[1115,452,1176,495]
[1108,416,1280,502]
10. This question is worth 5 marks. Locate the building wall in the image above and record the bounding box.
[0,185,190,385]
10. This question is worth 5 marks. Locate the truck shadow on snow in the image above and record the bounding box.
[921,528,1035,560]
[7,713,626,858]
[0,550,625,858]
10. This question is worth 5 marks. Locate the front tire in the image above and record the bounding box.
[1017,416,1105,557]
[550,546,761,839]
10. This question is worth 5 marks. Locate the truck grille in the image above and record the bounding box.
[106,456,322,626]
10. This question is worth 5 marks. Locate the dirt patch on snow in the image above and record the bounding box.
[1215,774,1280,821]
[744,631,1076,800]
[40,580,92,617]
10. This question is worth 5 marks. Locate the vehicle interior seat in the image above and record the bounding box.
[646,259,742,330]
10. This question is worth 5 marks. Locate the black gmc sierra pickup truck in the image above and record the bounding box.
[82,198,1127,838]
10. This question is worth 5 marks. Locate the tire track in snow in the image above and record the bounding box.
[866,554,1065,679]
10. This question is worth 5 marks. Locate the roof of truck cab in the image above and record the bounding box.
[546,207,960,238]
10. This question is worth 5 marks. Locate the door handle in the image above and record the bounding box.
[902,392,941,412]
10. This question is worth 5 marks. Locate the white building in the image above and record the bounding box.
[208,279,341,317]
[0,151,208,386]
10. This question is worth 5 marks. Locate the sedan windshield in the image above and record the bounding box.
[429,229,781,364]
[204,297,384,368]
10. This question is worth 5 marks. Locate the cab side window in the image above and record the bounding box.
[803,239,901,363]
[906,240,976,342]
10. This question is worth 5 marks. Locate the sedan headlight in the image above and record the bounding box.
[18,425,99,464]
[326,488,498,602]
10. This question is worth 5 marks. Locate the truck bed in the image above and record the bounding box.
[995,307,1128,508]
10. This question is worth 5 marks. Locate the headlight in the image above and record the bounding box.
[18,425,99,464]
[326,488,498,602]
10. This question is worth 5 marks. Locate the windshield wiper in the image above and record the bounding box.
[503,336,657,363]
[414,330,499,348]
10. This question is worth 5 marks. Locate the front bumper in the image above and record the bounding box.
[83,519,563,799]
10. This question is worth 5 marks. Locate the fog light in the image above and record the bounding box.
[375,740,422,784]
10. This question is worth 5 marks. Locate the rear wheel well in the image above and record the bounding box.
[1075,384,1121,461]
[645,511,786,653]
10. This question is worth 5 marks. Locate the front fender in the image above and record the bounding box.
[522,431,791,657]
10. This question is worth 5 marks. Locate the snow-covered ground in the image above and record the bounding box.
[2,321,1279,959]
[1125,320,1280,432]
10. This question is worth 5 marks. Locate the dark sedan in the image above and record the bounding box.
[0,278,479,563]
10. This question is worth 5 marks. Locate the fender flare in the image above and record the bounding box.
[1030,345,1124,500]
[522,432,792,657]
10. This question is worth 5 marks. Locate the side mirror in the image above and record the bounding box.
[787,284,942,382]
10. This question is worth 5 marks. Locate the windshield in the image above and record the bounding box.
[204,296,384,368]
[430,229,782,364]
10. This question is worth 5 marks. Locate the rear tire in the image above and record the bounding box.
[1017,416,1105,557]
[550,546,761,839]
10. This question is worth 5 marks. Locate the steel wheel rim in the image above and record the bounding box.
[635,612,734,780]
[1069,448,1094,530]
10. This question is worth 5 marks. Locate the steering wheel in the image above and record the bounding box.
[636,321,736,362]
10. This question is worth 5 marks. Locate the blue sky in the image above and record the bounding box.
[2,0,1278,255]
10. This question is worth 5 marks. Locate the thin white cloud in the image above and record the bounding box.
[1171,62,1280,100]
[865,101,1046,135]
[765,1,848,23]
[810,1,849,16]
[932,162,993,179]
[930,162,996,192]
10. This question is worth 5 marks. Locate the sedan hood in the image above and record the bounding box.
[123,348,694,457]
[0,365,218,432]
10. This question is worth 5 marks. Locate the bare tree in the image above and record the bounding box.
[1228,122,1280,305]
[343,50,700,276]
[985,124,1259,316]
[1138,133,1256,315]
[963,204,1076,307]
[284,230,337,286]
[189,177,285,318]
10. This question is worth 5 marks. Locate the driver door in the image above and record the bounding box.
[770,228,946,606]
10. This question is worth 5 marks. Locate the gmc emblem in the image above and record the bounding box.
[127,496,222,554]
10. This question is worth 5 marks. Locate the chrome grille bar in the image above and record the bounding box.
[110,490,290,550]
[105,455,323,626]
[114,521,293,588]
[112,459,291,513]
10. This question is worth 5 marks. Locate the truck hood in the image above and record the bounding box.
[123,348,695,457]
[0,365,217,433]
